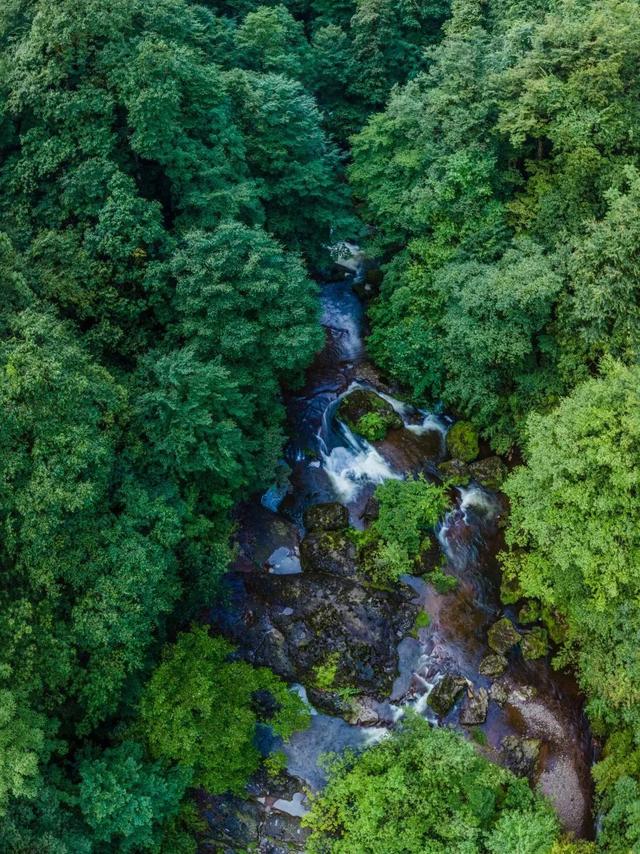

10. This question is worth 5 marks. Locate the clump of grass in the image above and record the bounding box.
[313,652,340,690]
[411,610,431,637]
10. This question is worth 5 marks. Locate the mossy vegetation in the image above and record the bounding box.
[355,476,449,587]
[446,421,480,463]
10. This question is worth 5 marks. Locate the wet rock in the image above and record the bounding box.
[414,534,442,576]
[438,458,471,484]
[306,687,353,718]
[262,810,309,849]
[199,780,310,854]
[234,505,300,572]
[254,618,298,681]
[304,502,349,533]
[300,530,358,579]
[199,794,261,851]
[220,571,415,705]
[361,494,380,526]
[521,626,549,660]
[479,654,508,678]
[460,686,488,725]
[468,456,508,490]
[446,421,479,463]
[337,388,402,441]
[501,735,541,779]
[427,673,468,717]
[487,617,521,654]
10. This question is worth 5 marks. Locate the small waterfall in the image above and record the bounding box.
[372,389,448,457]
[437,483,500,572]
[321,421,400,503]
[458,484,500,522]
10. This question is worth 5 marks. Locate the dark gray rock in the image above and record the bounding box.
[361,494,380,526]
[304,502,349,533]
[501,735,541,779]
[468,456,508,490]
[427,673,468,717]
[300,529,358,579]
[219,570,416,708]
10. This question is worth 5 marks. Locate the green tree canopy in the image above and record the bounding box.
[502,362,640,733]
[304,715,560,853]
[140,628,310,794]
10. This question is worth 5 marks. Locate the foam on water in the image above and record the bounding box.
[322,443,400,502]
[283,714,388,791]
[458,483,500,520]
[320,419,399,502]
[373,388,448,452]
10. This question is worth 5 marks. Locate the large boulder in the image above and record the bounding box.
[521,626,549,660]
[438,458,471,485]
[304,502,349,533]
[487,617,521,654]
[518,600,540,624]
[501,735,541,779]
[337,388,402,442]
[427,673,468,717]
[219,570,416,707]
[446,421,479,462]
[300,529,358,580]
[468,456,508,490]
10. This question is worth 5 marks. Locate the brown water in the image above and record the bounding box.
[245,275,595,837]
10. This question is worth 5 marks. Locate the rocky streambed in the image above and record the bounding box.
[202,274,594,852]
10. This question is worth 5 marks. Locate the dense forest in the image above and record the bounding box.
[0,0,638,851]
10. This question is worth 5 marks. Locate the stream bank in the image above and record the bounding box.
[202,273,594,852]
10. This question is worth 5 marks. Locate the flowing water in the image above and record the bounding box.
[249,275,594,837]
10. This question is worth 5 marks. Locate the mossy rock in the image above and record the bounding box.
[541,607,569,645]
[521,627,549,660]
[500,573,524,606]
[438,458,471,485]
[468,456,508,490]
[299,530,357,579]
[478,654,508,678]
[354,412,391,442]
[304,502,349,532]
[427,673,467,717]
[501,735,541,778]
[487,617,521,654]
[338,389,402,442]
[446,421,479,463]
[518,600,540,625]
